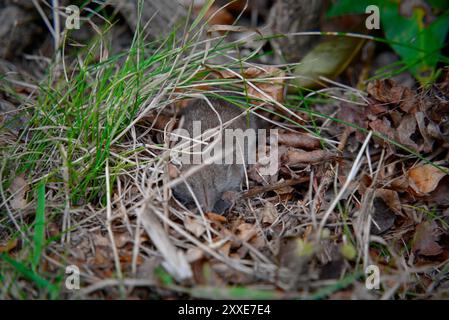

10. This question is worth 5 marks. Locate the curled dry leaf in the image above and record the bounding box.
[338,103,368,129]
[367,79,416,113]
[282,148,336,167]
[412,220,443,257]
[408,164,447,195]
[277,131,320,150]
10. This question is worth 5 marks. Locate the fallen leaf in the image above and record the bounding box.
[375,189,402,214]
[8,175,28,210]
[210,65,285,104]
[367,79,417,113]
[395,114,419,151]
[235,223,258,242]
[427,176,449,206]
[414,111,437,153]
[245,66,285,104]
[184,216,206,237]
[369,118,395,143]
[338,103,369,131]
[408,164,447,195]
[120,253,143,265]
[371,198,396,235]
[412,220,443,256]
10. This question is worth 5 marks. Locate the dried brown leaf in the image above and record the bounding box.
[184,216,206,237]
[367,79,416,113]
[412,221,443,257]
[395,114,419,151]
[8,175,28,210]
[371,198,396,235]
[427,176,449,206]
[408,164,447,195]
[375,189,402,214]
[369,118,395,142]
[236,223,258,242]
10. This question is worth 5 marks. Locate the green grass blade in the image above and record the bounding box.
[308,271,364,300]
[0,253,54,291]
[32,181,46,270]
[190,0,214,31]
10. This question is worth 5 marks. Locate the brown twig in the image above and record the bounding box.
[241,177,310,199]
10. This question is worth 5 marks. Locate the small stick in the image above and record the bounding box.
[241,177,310,199]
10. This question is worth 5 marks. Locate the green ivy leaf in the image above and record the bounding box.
[327,0,449,84]
[382,4,449,84]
